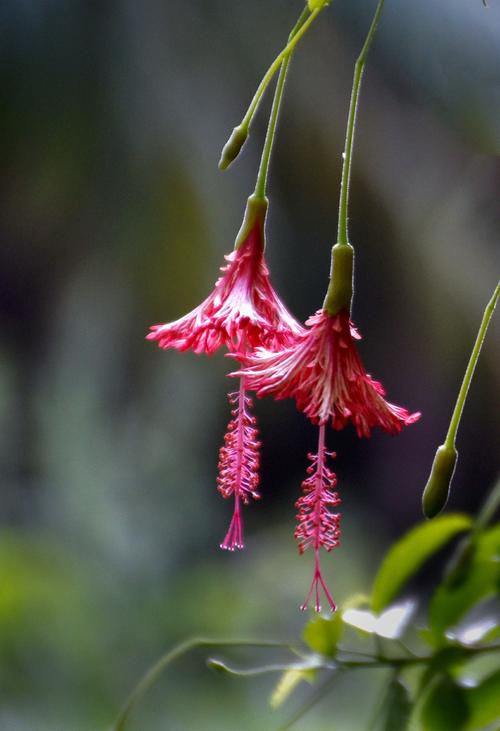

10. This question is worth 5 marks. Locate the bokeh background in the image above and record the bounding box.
[1,0,499,729]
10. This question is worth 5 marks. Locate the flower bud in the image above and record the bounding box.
[218,125,248,170]
[422,445,458,519]
[308,0,331,10]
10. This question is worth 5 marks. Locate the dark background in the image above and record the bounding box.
[0,1,499,729]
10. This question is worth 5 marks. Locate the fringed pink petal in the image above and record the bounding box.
[147,222,303,356]
[235,309,421,437]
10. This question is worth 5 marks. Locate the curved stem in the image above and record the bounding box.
[336,0,385,246]
[111,638,294,731]
[444,281,500,450]
[254,7,310,198]
[323,0,385,312]
[229,7,322,143]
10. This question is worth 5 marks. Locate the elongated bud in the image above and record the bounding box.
[323,243,354,315]
[219,125,248,170]
[234,193,268,250]
[422,445,458,519]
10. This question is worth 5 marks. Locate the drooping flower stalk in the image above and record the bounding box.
[295,424,341,611]
[148,1,308,553]
[233,0,420,610]
[217,374,261,551]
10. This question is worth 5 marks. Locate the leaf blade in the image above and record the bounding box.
[372,514,472,613]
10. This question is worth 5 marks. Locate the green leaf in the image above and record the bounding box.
[429,525,500,637]
[465,668,500,729]
[302,612,343,657]
[381,679,412,731]
[270,668,315,709]
[420,675,469,731]
[430,561,499,638]
[372,514,472,613]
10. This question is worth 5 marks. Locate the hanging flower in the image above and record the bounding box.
[233,302,420,606]
[234,308,420,437]
[295,424,341,612]
[147,196,303,356]
[147,196,303,551]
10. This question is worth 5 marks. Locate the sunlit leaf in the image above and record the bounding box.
[302,612,343,657]
[343,600,415,639]
[456,618,498,646]
[270,668,315,709]
[420,675,469,731]
[372,514,472,613]
[465,668,500,729]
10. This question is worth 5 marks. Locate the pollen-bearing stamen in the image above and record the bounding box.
[295,424,341,612]
[217,377,261,551]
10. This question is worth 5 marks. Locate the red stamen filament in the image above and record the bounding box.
[295,424,341,612]
[218,376,260,551]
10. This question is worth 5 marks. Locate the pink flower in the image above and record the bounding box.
[217,381,261,550]
[147,197,303,552]
[235,308,420,437]
[147,198,303,356]
[296,424,341,612]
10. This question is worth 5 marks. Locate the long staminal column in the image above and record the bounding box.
[217,377,261,551]
[295,424,341,612]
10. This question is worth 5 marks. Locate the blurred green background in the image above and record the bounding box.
[0,1,499,729]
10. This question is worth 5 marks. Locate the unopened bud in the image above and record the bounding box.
[422,445,458,519]
[308,0,331,10]
[218,125,248,170]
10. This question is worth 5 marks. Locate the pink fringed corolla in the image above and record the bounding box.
[147,196,303,550]
[147,197,302,355]
[234,243,420,608]
[236,307,421,437]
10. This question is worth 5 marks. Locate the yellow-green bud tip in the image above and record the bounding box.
[218,125,248,171]
[308,0,331,10]
[422,445,458,519]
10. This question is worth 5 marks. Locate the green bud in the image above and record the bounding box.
[422,445,458,519]
[218,125,248,170]
[234,194,268,250]
[308,0,331,10]
[323,243,354,315]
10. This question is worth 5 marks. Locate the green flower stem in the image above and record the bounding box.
[422,282,499,518]
[444,281,500,450]
[219,5,323,169]
[323,0,385,314]
[253,6,310,199]
[336,0,385,246]
[110,637,295,731]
